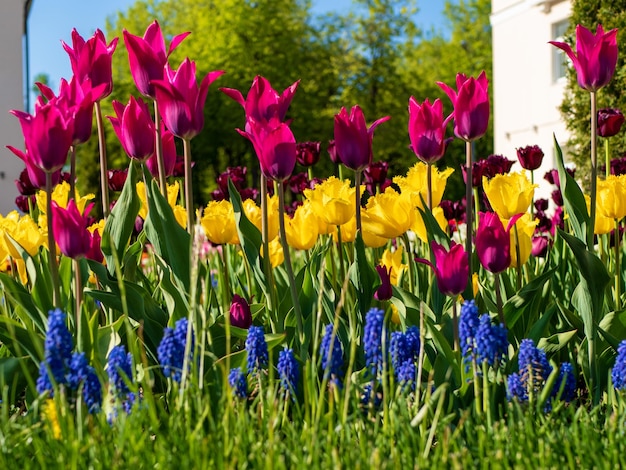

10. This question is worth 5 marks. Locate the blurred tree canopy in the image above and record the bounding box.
[559,0,626,186]
[75,0,493,206]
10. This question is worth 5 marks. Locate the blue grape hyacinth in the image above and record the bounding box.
[228,367,248,399]
[36,309,73,395]
[320,324,344,386]
[277,348,299,397]
[474,315,508,366]
[158,317,194,382]
[612,340,626,391]
[459,300,480,358]
[507,339,553,403]
[106,345,136,413]
[363,308,385,378]
[245,325,268,373]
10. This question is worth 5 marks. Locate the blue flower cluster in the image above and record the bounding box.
[246,325,268,373]
[157,317,194,382]
[106,345,136,413]
[277,348,299,397]
[363,308,385,378]
[389,326,420,390]
[459,300,508,367]
[320,324,344,387]
[228,367,248,399]
[612,340,626,390]
[36,309,101,414]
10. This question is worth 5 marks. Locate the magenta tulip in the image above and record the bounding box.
[374,265,393,301]
[145,127,178,178]
[416,241,468,297]
[437,71,490,142]
[108,96,155,161]
[333,105,390,171]
[124,20,190,98]
[408,97,452,163]
[10,101,73,174]
[550,24,618,92]
[597,108,625,137]
[221,76,299,128]
[230,294,252,329]
[51,200,95,259]
[475,212,522,273]
[516,145,544,171]
[7,145,61,189]
[237,118,297,182]
[87,229,104,263]
[62,29,118,101]
[151,58,224,140]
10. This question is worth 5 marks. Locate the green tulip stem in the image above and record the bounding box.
[530,171,534,220]
[589,91,598,250]
[452,299,459,352]
[183,138,194,233]
[606,138,611,179]
[260,174,275,321]
[46,172,61,308]
[426,162,432,210]
[416,301,426,405]
[336,225,346,285]
[277,181,305,354]
[73,258,82,350]
[69,145,76,202]
[495,272,504,326]
[307,167,314,182]
[615,217,621,311]
[513,224,522,291]
[94,101,110,218]
[472,357,481,416]
[401,234,415,294]
[473,186,481,234]
[482,360,492,428]
[355,170,363,234]
[153,100,168,198]
[465,141,474,289]
[220,246,232,312]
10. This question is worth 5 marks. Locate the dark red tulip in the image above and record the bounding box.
[597,108,625,137]
[516,145,544,171]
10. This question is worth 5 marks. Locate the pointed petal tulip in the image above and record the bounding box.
[408,97,452,163]
[7,146,60,189]
[437,71,489,142]
[152,59,224,139]
[416,241,468,297]
[108,96,155,161]
[333,105,390,171]
[62,29,118,101]
[549,24,618,92]
[51,200,93,259]
[475,212,522,273]
[124,20,190,98]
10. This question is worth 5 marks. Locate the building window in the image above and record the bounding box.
[552,19,569,82]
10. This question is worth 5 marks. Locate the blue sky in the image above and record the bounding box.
[27,0,450,98]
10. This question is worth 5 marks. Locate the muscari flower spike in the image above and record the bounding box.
[320,324,344,386]
[245,325,268,373]
[157,317,194,382]
[277,348,299,398]
[106,345,136,413]
[228,367,248,399]
[363,308,385,379]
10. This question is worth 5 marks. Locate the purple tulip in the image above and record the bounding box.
[237,118,297,182]
[408,97,452,163]
[296,141,321,167]
[516,145,544,171]
[475,212,522,274]
[531,235,550,258]
[230,294,252,329]
[151,58,224,140]
[327,140,340,164]
[107,169,128,192]
[108,96,156,161]
[437,71,490,142]
[597,108,625,137]
[51,200,94,259]
[62,29,118,101]
[123,20,190,98]
[374,265,393,301]
[416,241,469,296]
[333,105,390,171]
[145,127,178,178]
[550,24,618,92]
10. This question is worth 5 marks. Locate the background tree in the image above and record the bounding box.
[559,0,626,185]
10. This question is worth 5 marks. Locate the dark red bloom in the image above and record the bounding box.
[374,265,393,301]
[288,172,311,195]
[296,141,321,167]
[108,169,128,192]
[516,145,544,171]
[597,108,625,137]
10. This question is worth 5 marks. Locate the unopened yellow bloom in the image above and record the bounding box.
[504,213,538,266]
[201,200,238,245]
[137,181,180,220]
[483,171,537,219]
[286,201,319,250]
[380,246,407,286]
[304,177,356,226]
[393,162,454,209]
[411,206,448,243]
[584,194,614,234]
[597,175,626,220]
[362,188,414,239]
[243,196,279,241]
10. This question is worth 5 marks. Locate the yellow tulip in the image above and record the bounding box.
[597,175,626,220]
[286,201,319,250]
[483,171,537,219]
[583,194,614,235]
[5,214,45,258]
[380,246,407,286]
[36,182,94,215]
[393,162,454,209]
[201,200,238,245]
[263,237,283,268]
[503,213,538,266]
[137,181,180,220]
[172,205,187,228]
[304,177,356,226]
[243,196,279,241]
[411,206,448,243]
[333,215,356,243]
[362,187,414,239]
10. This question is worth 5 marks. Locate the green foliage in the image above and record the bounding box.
[560,0,626,181]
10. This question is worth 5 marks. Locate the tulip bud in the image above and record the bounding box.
[230,294,253,329]
[597,108,625,138]
[374,265,393,301]
[516,145,544,171]
[296,141,321,167]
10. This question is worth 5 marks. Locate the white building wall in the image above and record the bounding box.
[491,0,571,200]
[0,0,28,215]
